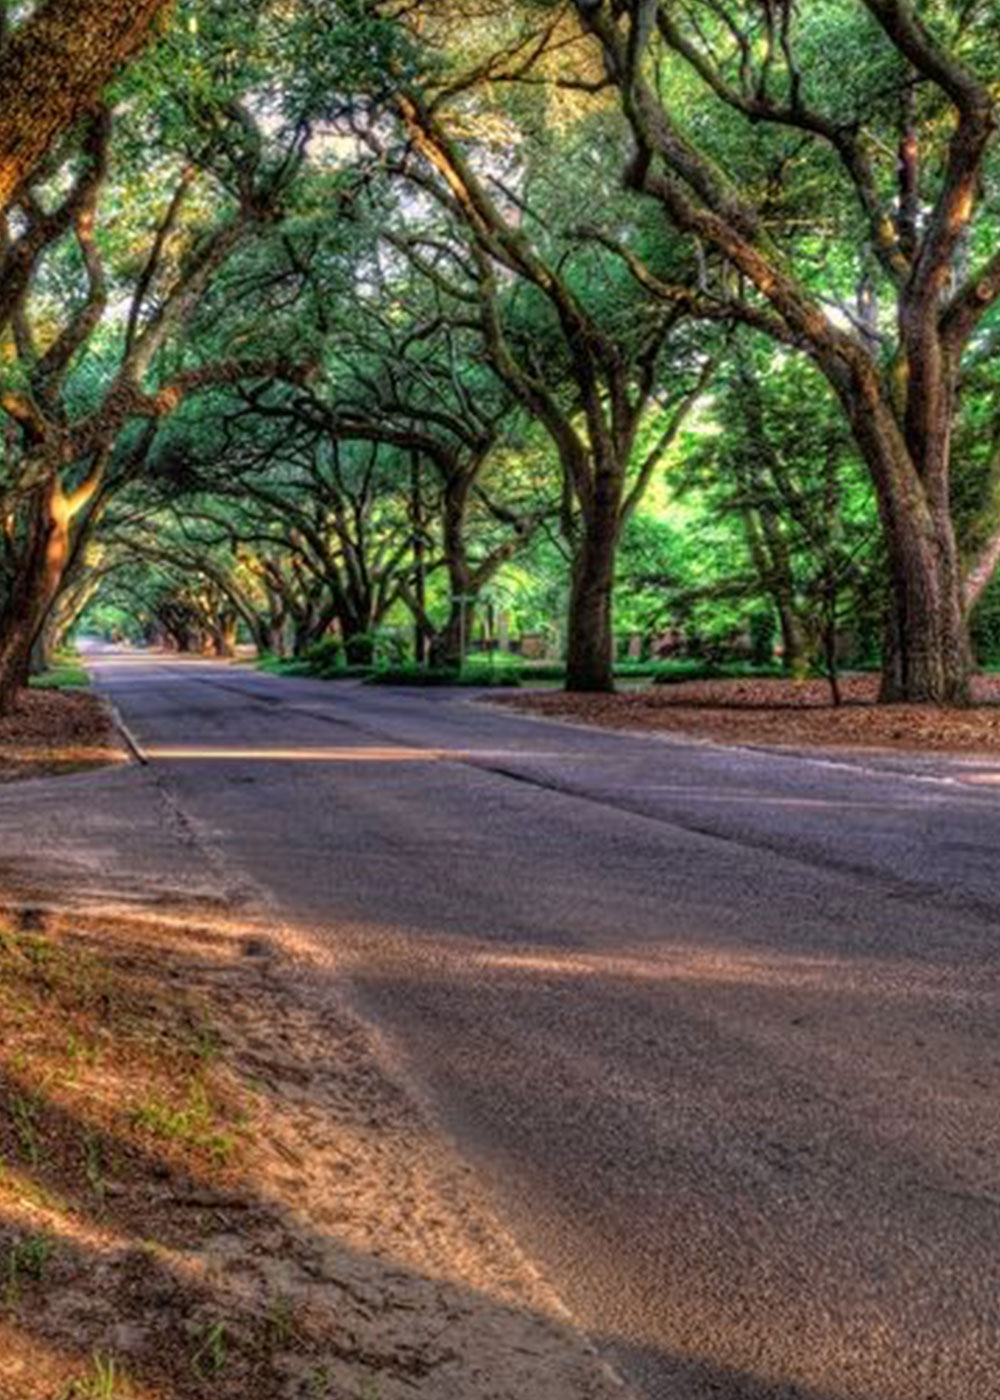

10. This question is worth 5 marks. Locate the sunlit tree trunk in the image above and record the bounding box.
[0,0,170,213]
[0,478,79,711]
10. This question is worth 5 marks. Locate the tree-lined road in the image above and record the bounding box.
[7,651,998,1400]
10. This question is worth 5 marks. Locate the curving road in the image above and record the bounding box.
[5,649,1000,1400]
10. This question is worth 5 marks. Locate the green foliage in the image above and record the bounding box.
[20,0,1000,707]
[366,658,523,688]
[652,660,785,685]
[29,665,91,691]
[971,575,1000,668]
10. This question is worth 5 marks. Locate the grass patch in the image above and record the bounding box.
[61,1351,130,1399]
[28,647,91,691]
[131,1078,238,1164]
[3,1229,54,1309]
[28,663,91,691]
[257,654,372,680]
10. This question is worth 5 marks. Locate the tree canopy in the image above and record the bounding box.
[3,0,1000,706]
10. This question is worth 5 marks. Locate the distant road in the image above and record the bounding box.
[8,649,1000,1400]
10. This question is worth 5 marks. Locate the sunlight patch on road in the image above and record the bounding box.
[142,746,565,763]
[0,747,127,764]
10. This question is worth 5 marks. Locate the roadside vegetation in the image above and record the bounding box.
[28,650,92,693]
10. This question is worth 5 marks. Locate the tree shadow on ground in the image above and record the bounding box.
[0,906,621,1399]
[1,903,978,1400]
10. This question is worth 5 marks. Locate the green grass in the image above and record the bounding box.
[3,1230,54,1309]
[511,658,787,684]
[258,649,795,689]
[131,1077,237,1164]
[29,662,91,690]
[256,654,372,680]
[62,1352,126,1399]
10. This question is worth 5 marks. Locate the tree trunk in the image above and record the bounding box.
[431,594,475,669]
[30,626,55,676]
[778,605,809,679]
[566,495,618,693]
[879,523,970,703]
[411,452,429,665]
[0,614,35,712]
[430,474,476,670]
[0,0,170,214]
[0,480,70,711]
[211,614,238,658]
[841,380,971,705]
[267,621,290,658]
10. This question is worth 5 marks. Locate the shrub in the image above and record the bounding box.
[652,659,784,684]
[301,637,345,672]
[366,660,522,688]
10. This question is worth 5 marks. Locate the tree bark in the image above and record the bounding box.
[431,595,475,670]
[211,613,238,658]
[566,489,619,693]
[0,0,171,213]
[878,520,969,703]
[777,606,809,679]
[430,475,475,669]
[844,382,971,704]
[411,452,429,665]
[0,478,73,711]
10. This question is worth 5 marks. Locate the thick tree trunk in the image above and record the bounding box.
[566,494,618,693]
[0,0,170,213]
[0,481,70,711]
[844,383,971,705]
[879,521,970,703]
[0,615,35,712]
[259,622,285,658]
[211,614,238,658]
[30,627,55,675]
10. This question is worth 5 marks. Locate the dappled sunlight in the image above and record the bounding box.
[346,935,986,1008]
[142,745,571,763]
[0,903,582,1318]
[0,1315,160,1400]
[0,747,127,765]
[0,902,631,1398]
[85,651,240,668]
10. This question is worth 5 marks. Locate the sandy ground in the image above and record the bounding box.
[0,689,121,781]
[491,673,1000,753]
[0,898,628,1400]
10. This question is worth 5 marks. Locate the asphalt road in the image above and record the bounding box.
[14,651,1000,1400]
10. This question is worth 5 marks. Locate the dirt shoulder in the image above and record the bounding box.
[0,900,626,1400]
[0,689,121,782]
[490,674,1000,755]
